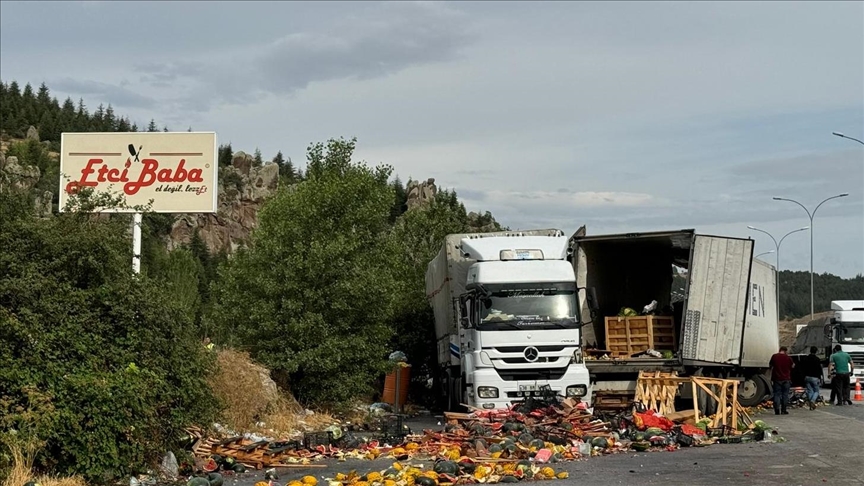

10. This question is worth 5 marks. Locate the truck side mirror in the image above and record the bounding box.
[830,318,837,325]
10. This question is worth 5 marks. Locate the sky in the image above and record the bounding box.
[2,1,863,278]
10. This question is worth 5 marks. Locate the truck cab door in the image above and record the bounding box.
[681,235,754,365]
[459,294,472,328]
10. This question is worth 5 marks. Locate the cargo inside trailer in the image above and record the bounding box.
[575,231,695,357]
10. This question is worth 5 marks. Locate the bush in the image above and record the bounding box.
[0,189,219,483]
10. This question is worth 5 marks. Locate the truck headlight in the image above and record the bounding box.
[477,386,499,398]
[566,385,587,397]
[570,348,583,364]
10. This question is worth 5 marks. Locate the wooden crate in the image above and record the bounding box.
[604,315,676,357]
[592,390,635,410]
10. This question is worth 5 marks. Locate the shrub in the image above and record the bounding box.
[0,189,219,483]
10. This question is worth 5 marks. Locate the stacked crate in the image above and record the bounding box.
[604,315,676,357]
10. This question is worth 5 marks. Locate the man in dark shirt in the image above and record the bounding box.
[800,346,824,410]
[768,346,794,415]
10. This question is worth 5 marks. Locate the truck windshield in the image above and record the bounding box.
[838,323,864,344]
[477,283,579,330]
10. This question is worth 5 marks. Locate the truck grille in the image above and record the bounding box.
[847,352,864,363]
[494,346,567,353]
[495,368,568,381]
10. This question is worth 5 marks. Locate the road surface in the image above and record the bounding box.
[227,403,864,486]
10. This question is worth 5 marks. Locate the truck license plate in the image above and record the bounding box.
[519,385,539,392]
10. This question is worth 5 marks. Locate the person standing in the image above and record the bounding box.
[768,346,794,415]
[830,345,854,406]
[800,346,824,410]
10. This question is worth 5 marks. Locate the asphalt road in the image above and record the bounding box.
[224,403,864,486]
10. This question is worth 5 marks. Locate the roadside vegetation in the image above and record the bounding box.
[2,80,860,483]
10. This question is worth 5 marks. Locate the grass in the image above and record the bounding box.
[208,348,337,438]
[1,440,87,486]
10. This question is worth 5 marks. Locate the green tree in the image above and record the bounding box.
[218,143,234,167]
[273,150,298,184]
[156,247,203,325]
[210,137,399,406]
[0,189,218,483]
[253,148,263,167]
[147,119,158,132]
[389,176,408,223]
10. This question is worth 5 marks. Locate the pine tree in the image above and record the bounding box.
[390,176,408,222]
[0,81,9,125]
[218,143,234,166]
[117,117,131,132]
[273,150,285,167]
[104,104,117,131]
[75,98,88,131]
[92,104,105,131]
[273,151,298,183]
[253,148,263,167]
[36,82,52,118]
[37,111,57,142]
[147,119,158,132]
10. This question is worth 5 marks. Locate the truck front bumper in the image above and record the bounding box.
[467,365,592,410]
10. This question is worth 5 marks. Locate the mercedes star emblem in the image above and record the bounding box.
[523,346,539,362]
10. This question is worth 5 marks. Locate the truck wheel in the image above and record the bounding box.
[738,376,767,407]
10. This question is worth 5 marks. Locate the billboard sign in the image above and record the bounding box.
[60,132,218,213]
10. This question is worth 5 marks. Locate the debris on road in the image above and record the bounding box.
[183,394,777,482]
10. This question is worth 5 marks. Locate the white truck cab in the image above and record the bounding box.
[829,300,864,382]
[426,230,593,411]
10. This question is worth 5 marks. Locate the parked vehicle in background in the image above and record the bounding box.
[792,300,864,386]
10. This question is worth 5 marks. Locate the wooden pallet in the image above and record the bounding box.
[604,316,676,357]
[691,377,740,430]
[634,371,689,415]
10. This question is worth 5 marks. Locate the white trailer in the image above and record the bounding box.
[426,229,593,411]
[569,228,779,407]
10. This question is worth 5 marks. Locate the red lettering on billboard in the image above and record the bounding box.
[66,157,205,196]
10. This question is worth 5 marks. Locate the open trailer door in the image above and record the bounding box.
[681,235,754,366]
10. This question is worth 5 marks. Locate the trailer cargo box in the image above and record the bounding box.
[570,229,758,368]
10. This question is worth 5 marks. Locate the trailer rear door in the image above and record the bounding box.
[681,235,754,365]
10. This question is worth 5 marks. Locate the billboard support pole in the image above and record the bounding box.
[132,212,142,274]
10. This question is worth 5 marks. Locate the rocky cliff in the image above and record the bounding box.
[168,151,279,254]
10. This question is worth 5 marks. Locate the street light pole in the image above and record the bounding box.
[756,250,776,259]
[772,194,849,320]
[747,225,809,319]
[832,132,864,146]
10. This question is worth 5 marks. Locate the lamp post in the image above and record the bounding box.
[772,194,849,320]
[747,225,809,318]
[756,250,776,259]
[832,132,864,146]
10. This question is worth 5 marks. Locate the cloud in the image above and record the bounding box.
[492,190,662,208]
[139,61,205,88]
[50,78,156,109]
[253,2,475,94]
[137,1,478,112]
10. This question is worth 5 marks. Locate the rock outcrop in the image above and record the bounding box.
[406,178,437,210]
[168,151,279,253]
[0,155,41,192]
[26,125,40,141]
